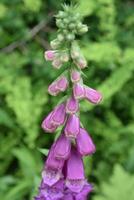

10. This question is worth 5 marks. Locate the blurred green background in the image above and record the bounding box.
[0,0,134,199]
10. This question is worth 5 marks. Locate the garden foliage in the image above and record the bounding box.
[0,0,134,200]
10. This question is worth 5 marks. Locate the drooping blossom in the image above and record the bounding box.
[73,83,85,99]
[65,147,86,193]
[84,86,102,104]
[64,114,80,138]
[66,95,79,114]
[76,128,96,156]
[48,76,68,96]
[71,69,81,83]
[53,133,71,160]
[51,103,66,126]
[44,50,56,61]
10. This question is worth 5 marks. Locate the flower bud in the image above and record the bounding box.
[56,76,68,91]
[64,114,80,138]
[78,25,88,34]
[84,86,102,104]
[57,33,64,42]
[73,83,85,99]
[44,50,55,61]
[74,57,87,69]
[42,112,58,133]
[50,39,60,49]
[61,52,69,62]
[76,128,96,156]
[51,103,66,126]
[48,82,60,96]
[66,96,79,114]
[52,59,62,69]
[71,70,81,83]
[66,34,75,41]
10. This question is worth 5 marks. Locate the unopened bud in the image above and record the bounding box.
[52,59,62,69]
[66,34,75,41]
[78,25,88,34]
[61,52,69,62]
[57,34,64,42]
[50,39,60,49]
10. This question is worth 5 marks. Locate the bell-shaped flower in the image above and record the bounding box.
[71,70,81,83]
[76,128,96,156]
[64,114,80,138]
[41,112,58,133]
[53,133,71,160]
[84,86,102,104]
[48,76,68,96]
[56,76,68,92]
[65,147,86,193]
[42,144,64,186]
[66,95,79,114]
[37,179,64,200]
[51,103,66,126]
[73,83,85,99]
[44,50,56,61]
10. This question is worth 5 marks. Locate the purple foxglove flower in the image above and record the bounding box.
[84,86,102,104]
[75,183,93,200]
[42,144,64,186]
[64,114,80,138]
[76,128,96,156]
[46,143,65,170]
[66,96,79,114]
[71,70,81,83]
[51,103,66,126]
[39,179,64,200]
[52,59,62,69]
[53,134,71,160]
[66,147,86,193]
[48,82,60,96]
[64,193,74,200]
[44,50,56,61]
[42,112,58,133]
[56,76,68,92]
[73,83,85,99]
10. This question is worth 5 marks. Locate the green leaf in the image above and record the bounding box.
[93,165,134,200]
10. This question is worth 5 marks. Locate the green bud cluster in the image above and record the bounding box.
[55,4,88,43]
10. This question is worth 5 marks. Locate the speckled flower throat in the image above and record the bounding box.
[35,5,102,200]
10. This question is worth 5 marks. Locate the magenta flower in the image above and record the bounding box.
[76,128,96,156]
[65,147,86,193]
[48,76,68,96]
[73,83,85,99]
[84,86,102,104]
[38,179,64,200]
[42,144,64,186]
[64,114,80,138]
[51,103,66,126]
[53,133,71,160]
[66,95,79,114]
[56,76,68,92]
[41,112,58,133]
[44,50,56,61]
[48,82,60,96]
[71,70,81,83]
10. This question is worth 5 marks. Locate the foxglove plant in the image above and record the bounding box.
[35,4,102,200]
